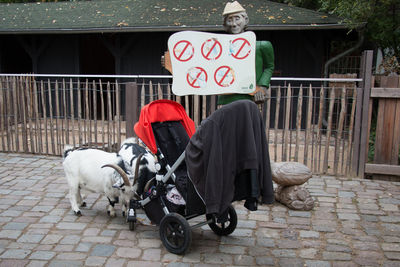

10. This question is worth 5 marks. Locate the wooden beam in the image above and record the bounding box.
[365,163,400,176]
[371,88,400,98]
[125,82,138,138]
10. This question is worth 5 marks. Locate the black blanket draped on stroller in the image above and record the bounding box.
[185,100,274,215]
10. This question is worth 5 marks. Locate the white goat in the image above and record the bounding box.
[63,146,133,216]
[63,139,157,217]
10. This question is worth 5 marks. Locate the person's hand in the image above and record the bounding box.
[254,86,268,104]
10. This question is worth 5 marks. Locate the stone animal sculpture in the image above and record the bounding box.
[271,161,314,211]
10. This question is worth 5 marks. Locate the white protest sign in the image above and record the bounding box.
[168,31,256,96]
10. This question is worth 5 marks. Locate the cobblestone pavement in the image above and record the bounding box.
[1,153,400,267]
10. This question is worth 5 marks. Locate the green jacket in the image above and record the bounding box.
[218,40,274,105]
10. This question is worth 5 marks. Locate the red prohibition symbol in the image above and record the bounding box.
[214,66,235,87]
[230,38,251,60]
[187,67,208,88]
[201,38,222,60]
[173,40,194,62]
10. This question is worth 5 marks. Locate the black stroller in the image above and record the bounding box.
[126,99,273,254]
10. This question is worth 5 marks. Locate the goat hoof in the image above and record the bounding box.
[122,211,126,217]
[75,210,82,216]
[107,210,110,215]
[81,202,87,207]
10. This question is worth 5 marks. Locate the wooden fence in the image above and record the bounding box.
[0,74,363,176]
[365,74,400,179]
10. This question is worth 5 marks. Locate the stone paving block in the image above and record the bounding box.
[322,251,352,261]
[0,259,30,267]
[17,234,44,244]
[0,249,31,259]
[53,245,74,252]
[56,222,87,230]
[81,236,113,243]
[115,247,142,259]
[105,258,127,267]
[337,213,360,220]
[181,251,201,263]
[230,228,252,237]
[236,220,256,229]
[382,243,400,252]
[300,230,319,238]
[278,258,305,267]
[127,261,162,267]
[277,239,302,249]
[299,248,318,259]
[354,251,383,266]
[39,216,61,223]
[233,254,255,265]
[26,260,47,267]
[60,235,81,245]
[0,210,23,217]
[48,260,83,267]
[2,222,28,230]
[305,260,331,267]
[326,244,352,253]
[137,238,161,248]
[219,245,246,254]
[6,242,36,250]
[166,263,190,267]
[382,223,400,232]
[40,235,62,245]
[288,210,311,217]
[204,253,233,265]
[255,256,275,266]
[85,256,107,266]
[383,261,400,267]
[29,251,56,260]
[271,249,296,258]
[101,230,116,237]
[221,236,255,246]
[338,191,355,198]
[91,244,116,257]
[56,252,86,260]
[0,230,22,242]
[385,252,400,260]
[141,248,161,261]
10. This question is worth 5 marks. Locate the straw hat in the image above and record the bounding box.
[222,1,246,16]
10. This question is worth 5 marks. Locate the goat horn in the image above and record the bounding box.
[102,164,130,187]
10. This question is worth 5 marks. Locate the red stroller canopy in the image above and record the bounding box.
[134,100,196,154]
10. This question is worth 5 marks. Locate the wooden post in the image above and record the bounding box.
[125,82,138,138]
[352,50,373,177]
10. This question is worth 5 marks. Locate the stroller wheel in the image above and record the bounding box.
[206,204,237,236]
[129,221,135,231]
[159,213,192,255]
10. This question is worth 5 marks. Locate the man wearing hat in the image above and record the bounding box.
[218,1,275,105]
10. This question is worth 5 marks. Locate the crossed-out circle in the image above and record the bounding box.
[229,38,251,60]
[201,38,222,60]
[173,40,194,62]
[186,67,208,88]
[214,66,235,87]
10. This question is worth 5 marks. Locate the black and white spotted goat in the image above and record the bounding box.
[63,137,156,217]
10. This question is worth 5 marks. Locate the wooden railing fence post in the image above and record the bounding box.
[125,82,138,138]
[352,50,373,177]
